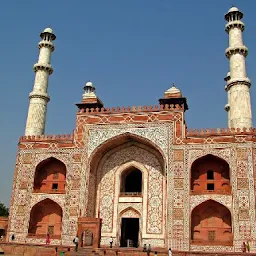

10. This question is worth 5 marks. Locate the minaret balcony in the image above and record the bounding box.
[226,78,251,90]
[225,46,248,58]
[38,40,55,51]
[225,20,244,33]
[33,63,53,74]
[29,91,50,102]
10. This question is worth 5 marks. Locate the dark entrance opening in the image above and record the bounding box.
[0,229,5,237]
[121,168,142,194]
[120,218,139,247]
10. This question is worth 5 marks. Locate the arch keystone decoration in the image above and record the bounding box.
[190,195,232,212]
[189,150,231,167]
[120,207,141,218]
[88,126,169,160]
[30,194,65,210]
[34,156,68,169]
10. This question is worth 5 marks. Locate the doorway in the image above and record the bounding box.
[120,218,139,247]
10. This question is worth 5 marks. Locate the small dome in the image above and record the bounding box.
[164,83,182,98]
[166,86,181,95]
[85,81,93,87]
[228,6,239,13]
[43,27,54,34]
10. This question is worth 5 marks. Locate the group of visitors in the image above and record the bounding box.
[45,233,79,252]
[45,234,251,254]
[242,241,250,253]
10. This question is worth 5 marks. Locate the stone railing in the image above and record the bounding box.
[33,188,65,194]
[19,134,73,142]
[186,127,256,137]
[191,189,231,195]
[77,104,184,114]
[119,192,142,197]
[27,233,61,239]
[191,239,233,246]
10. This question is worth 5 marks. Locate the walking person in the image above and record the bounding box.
[168,248,172,256]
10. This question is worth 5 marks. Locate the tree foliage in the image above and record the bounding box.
[0,202,9,217]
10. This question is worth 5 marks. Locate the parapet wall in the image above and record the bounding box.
[77,104,185,114]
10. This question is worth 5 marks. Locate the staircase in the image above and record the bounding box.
[65,248,102,256]
[64,247,256,256]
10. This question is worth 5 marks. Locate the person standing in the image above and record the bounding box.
[46,233,50,245]
[242,242,246,253]
[74,235,79,252]
[11,234,15,241]
[147,244,151,256]
[246,241,250,253]
[168,248,172,256]
[110,236,113,248]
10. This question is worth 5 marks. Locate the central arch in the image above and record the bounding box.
[86,132,166,247]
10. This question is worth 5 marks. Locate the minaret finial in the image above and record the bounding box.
[25,27,56,136]
[224,7,252,129]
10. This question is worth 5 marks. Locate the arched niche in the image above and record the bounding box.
[33,157,66,194]
[120,166,142,196]
[190,154,231,194]
[28,199,63,238]
[191,200,233,245]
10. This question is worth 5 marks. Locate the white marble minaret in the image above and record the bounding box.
[25,28,56,136]
[224,7,252,129]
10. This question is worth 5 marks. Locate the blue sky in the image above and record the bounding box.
[0,1,256,206]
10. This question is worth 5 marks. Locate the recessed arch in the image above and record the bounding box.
[86,137,166,238]
[116,161,148,198]
[33,157,66,194]
[190,154,231,194]
[28,199,62,238]
[86,133,165,218]
[191,200,233,245]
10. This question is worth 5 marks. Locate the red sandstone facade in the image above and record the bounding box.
[6,102,256,253]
